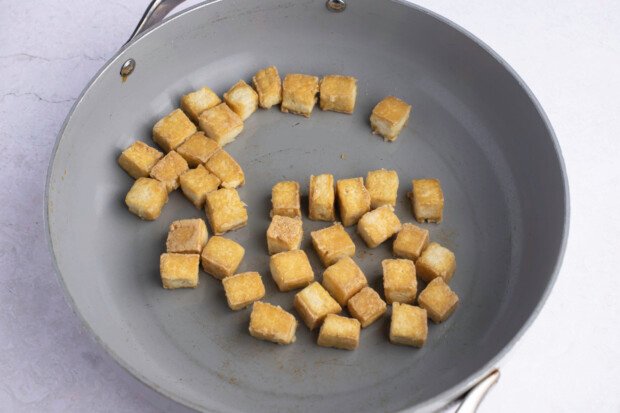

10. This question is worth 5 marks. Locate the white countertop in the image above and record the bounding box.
[1,0,618,411]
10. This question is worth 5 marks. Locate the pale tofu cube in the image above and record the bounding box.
[269,250,314,292]
[118,141,163,179]
[200,236,245,279]
[415,242,456,283]
[310,223,356,267]
[204,188,248,235]
[198,103,244,147]
[271,181,301,218]
[322,256,367,306]
[357,205,402,248]
[418,278,459,323]
[160,253,200,289]
[411,178,444,223]
[249,301,297,345]
[153,109,197,152]
[365,169,399,208]
[205,150,245,188]
[252,66,282,109]
[369,96,411,142]
[382,259,416,304]
[179,165,221,209]
[125,177,168,220]
[317,314,361,350]
[176,132,221,167]
[266,215,303,255]
[294,282,341,330]
[336,177,371,226]
[319,75,357,114]
[180,86,221,123]
[166,218,208,254]
[281,73,319,117]
[347,287,387,328]
[223,80,258,120]
[309,174,336,221]
[390,303,427,347]
[393,223,429,261]
[222,272,265,310]
[149,151,189,192]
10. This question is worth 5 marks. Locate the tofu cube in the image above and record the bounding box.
[165,218,208,254]
[319,75,357,114]
[200,236,245,279]
[223,80,259,120]
[418,278,459,323]
[204,188,248,235]
[271,181,301,218]
[317,314,361,350]
[382,259,417,304]
[281,74,319,117]
[336,177,371,226]
[411,178,444,223]
[176,132,221,167]
[180,86,221,123]
[309,173,336,221]
[118,141,163,179]
[347,287,387,328]
[160,253,200,289]
[205,150,245,188]
[222,272,266,310]
[393,223,429,261]
[198,103,244,147]
[369,96,411,142]
[179,165,221,209]
[269,250,314,292]
[365,169,399,209]
[310,223,356,267]
[294,282,341,330]
[249,301,297,345]
[153,109,197,152]
[416,242,456,283]
[252,66,282,109]
[125,177,168,220]
[322,256,367,306]
[149,150,189,192]
[266,215,303,255]
[357,205,402,248]
[389,303,428,347]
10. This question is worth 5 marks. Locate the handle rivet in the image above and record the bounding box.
[326,0,346,12]
[120,58,136,78]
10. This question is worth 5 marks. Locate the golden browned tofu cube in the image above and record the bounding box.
[179,165,221,209]
[176,132,221,167]
[309,173,335,221]
[418,278,459,323]
[294,282,341,330]
[198,103,244,147]
[223,80,259,121]
[322,257,367,306]
[125,178,168,220]
[365,169,399,209]
[200,236,245,279]
[317,314,361,350]
[416,242,456,283]
[319,75,357,114]
[281,73,319,117]
[118,141,163,179]
[390,303,427,347]
[160,253,200,289]
[222,272,265,310]
[205,188,248,235]
[166,219,208,254]
[393,223,429,261]
[357,205,402,248]
[252,66,282,109]
[370,96,411,142]
[310,223,356,267]
[149,150,189,192]
[411,178,444,223]
[153,109,197,152]
[382,259,416,304]
[249,301,297,345]
[269,250,314,292]
[336,177,371,227]
[347,287,387,328]
[180,86,221,123]
[271,181,301,218]
[205,150,245,188]
[266,215,303,255]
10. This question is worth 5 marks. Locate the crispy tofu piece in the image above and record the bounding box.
[176,132,221,167]
[266,215,303,255]
[370,96,411,142]
[393,223,429,261]
[149,150,189,192]
[249,301,297,345]
[281,74,319,117]
[319,75,357,114]
[294,282,341,330]
[357,205,402,248]
[310,223,356,267]
[222,272,266,310]
[382,259,417,304]
[347,287,387,328]
[160,253,200,289]
[269,250,314,292]
[411,178,444,223]
[365,169,399,209]
[322,257,367,306]
[416,242,456,283]
[271,181,301,218]
[198,103,244,147]
[309,174,336,221]
[390,303,428,347]
[418,278,459,323]
[205,150,244,188]
[336,177,371,227]
[204,188,248,235]
[153,109,197,152]
[118,141,163,179]
[200,236,245,279]
[223,80,259,120]
[317,314,361,350]
[253,66,282,109]
[166,219,208,254]
[179,165,221,209]
[180,86,221,123]
[125,177,168,220]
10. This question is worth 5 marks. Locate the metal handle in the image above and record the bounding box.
[126,0,187,45]
[454,369,500,413]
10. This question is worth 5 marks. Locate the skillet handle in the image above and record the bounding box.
[126,0,187,45]
[453,369,500,413]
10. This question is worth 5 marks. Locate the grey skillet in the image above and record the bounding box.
[46,0,569,412]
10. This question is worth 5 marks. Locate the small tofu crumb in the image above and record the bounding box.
[266,215,303,255]
[410,178,444,223]
[393,223,429,261]
[160,253,200,289]
[249,301,297,345]
[204,188,248,235]
[310,223,356,267]
[294,282,341,330]
[309,174,336,222]
[336,177,371,227]
[149,150,189,192]
[271,181,301,218]
[269,249,314,292]
[390,303,427,347]
[347,287,387,328]
[281,74,319,117]
[200,236,245,279]
[317,314,361,350]
[153,109,197,152]
[415,242,456,283]
[418,278,459,323]
[224,80,259,120]
[205,150,245,188]
[179,165,221,209]
[382,259,417,304]
[322,256,368,306]
[319,75,357,114]
[365,169,399,209]
[118,141,163,179]
[166,219,208,254]
[125,177,168,220]
[253,66,282,109]
[198,103,244,147]
[369,96,411,142]
[222,272,266,310]
[176,132,221,167]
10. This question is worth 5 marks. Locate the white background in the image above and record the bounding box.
[1,0,618,412]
